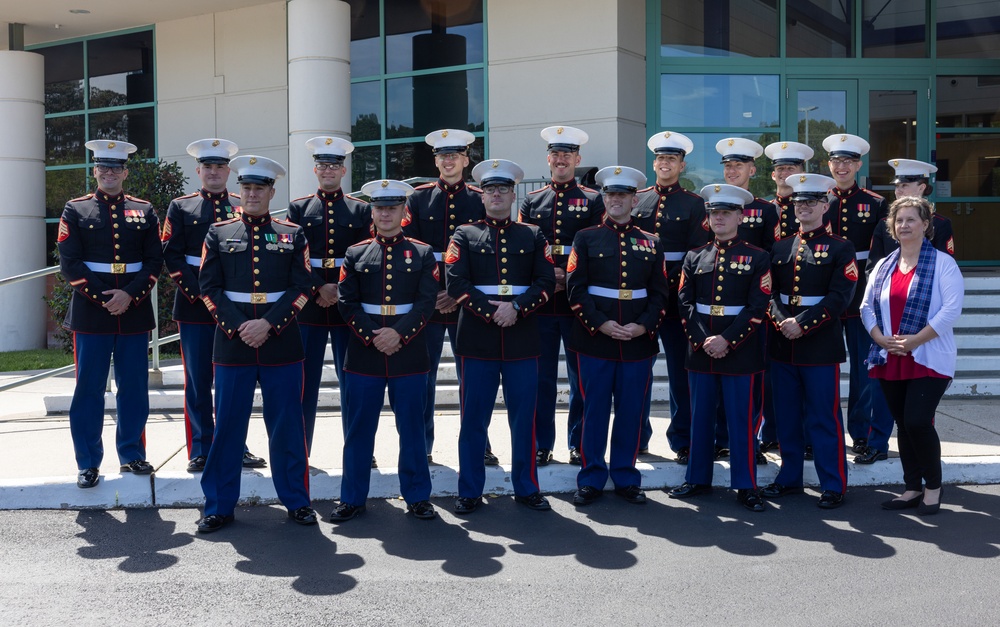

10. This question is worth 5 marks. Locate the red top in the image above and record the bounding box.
[870,265,947,380]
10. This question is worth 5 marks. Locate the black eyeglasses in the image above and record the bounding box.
[315,163,343,171]
[483,185,513,195]
[829,158,859,166]
[95,165,124,174]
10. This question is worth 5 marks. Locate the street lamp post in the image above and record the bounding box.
[798,105,819,145]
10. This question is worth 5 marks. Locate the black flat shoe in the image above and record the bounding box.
[408,500,437,519]
[881,493,922,510]
[242,451,267,468]
[120,459,153,474]
[854,447,888,464]
[761,482,804,498]
[738,489,765,512]
[918,487,942,516]
[568,448,582,466]
[614,485,647,504]
[329,502,365,522]
[186,456,206,473]
[851,438,868,454]
[818,490,845,509]
[536,449,552,466]
[668,482,713,499]
[289,506,318,525]
[573,486,603,506]
[77,467,99,489]
[675,447,690,465]
[454,496,481,514]
[515,492,551,511]
[484,450,499,466]
[196,514,234,533]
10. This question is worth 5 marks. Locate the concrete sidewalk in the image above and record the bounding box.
[1,369,998,510]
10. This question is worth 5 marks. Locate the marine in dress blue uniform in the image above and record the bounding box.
[762,174,856,509]
[822,134,890,457]
[161,138,266,472]
[632,131,714,463]
[446,159,556,514]
[286,136,372,453]
[330,179,438,522]
[518,126,605,467]
[568,166,668,507]
[58,140,162,489]
[401,129,488,461]
[859,158,955,464]
[765,141,814,241]
[195,156,317,533]
[668,184,770,512]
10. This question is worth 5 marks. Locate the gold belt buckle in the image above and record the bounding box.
[619,289,633,300]
[710,305,725,316]
[551,245,565,255]
[380,305,396,315]
[250,293,267,304]
[498,285,513,296]
[111,263,126,274]
[789,295,801,306]
[323,258,337,268]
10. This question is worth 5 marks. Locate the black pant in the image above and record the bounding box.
[878,377,950,491]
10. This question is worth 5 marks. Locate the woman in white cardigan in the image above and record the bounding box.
[861,196,963,515]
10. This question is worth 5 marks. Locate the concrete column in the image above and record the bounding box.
[0,51,46,351]
[287,0,352,197]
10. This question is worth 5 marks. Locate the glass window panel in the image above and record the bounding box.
[385,136,484,181]
[348,0,381,77]
[87,31,154,108]
[41,42,84,114]
[787,0,852,58]
[934,201,999,261]
[934,133,1000,197]
[89,107,156,156]
[45,115,86,166]
[936,0,1000,59]
[794,91,848,167]
[351,81,382,142]
[656,132,780,198]
[660,75,779,128]
[868,90,919,192]
[387,69,484,139]
[936,76,1000,128]
[384,0,483,74]
[350,145,382,190]
[661,0,777,57]
[46,169,90,220]
[862,0,927,58]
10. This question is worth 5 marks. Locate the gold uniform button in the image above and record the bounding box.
[387,274,393,280]
[386,284,392,290]
[254,281,260,286]
[253,257,259,262]
[253,268,260,275]
[254,246,259,251]
[387,264,393,270]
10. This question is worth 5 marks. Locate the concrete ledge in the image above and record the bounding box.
[0,473,153,509]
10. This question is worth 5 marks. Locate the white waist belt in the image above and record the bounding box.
[696,303,744,316]
[185,255,202,267]
[855,250,870,260]
[588,286,647,300]
[475,285,529,295]
[224,290,283,304]
[663,252,685,261]
[310,257,344,268]
[433,252,444,262]
[361,303,413,315]
[779,294,823,306]
[550,244,573,256]
[84,261,142,274]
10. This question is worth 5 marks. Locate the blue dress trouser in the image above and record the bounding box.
[70,332,149,469]
[843,316,891,444]
[202,362,310,517]
[340,371,431,506]
[686,371,757,489]
[577,355,652,491]
[423,322,459,453]
[299,324,350,453]
[457,357,540,498]
[178,322,217,459]
[536,315,584,451]
[771,361,849,493]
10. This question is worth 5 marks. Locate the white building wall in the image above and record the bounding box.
[156,2,291,207]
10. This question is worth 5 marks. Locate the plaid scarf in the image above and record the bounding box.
[867,238,937,368]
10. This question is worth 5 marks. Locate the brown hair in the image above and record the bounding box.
[887,196,934,241]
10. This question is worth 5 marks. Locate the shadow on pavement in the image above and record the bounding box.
[75,509,193,572]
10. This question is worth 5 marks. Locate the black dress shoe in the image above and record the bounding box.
[675,447,690,465]
[760,440,780,452]
[738,489,766,512]
[854,447,888,464]
[329,502,365,522]
[186,456,207,473]
[668,482,713,499]
[536,449,552,466]
[818,490,845,509]
[288,506,318,525]
[614,485,647,505]
[881,493,922,510]
[196,514,234,533]
[851,438,868,454]
[484,450,499,466]
[761,482,804,498]
[454,496,481,514]
[755,450,768,466]
[77,467,99,489]
[242,451,267,468]
[568,448,582,466]
[515,492,552,511]
[573,486,603,506]
[714,446,730,460]
[426,454,433,463]
[804,445,814,460]
[408,500,437,519]
[120,459,154,474]
[638,447,650,455]
[918,487,942,516]
[371,456,378,469]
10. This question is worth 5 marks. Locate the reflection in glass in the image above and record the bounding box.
[787,0,852,58]
[660,74,779,128]
[89,108,156,155]
[41,43,84,114]
[862,0,927,58]
[87,31,154,108]
[46,169,90,219]
[659,132,779,198]
[660,0,777,57]
[348,0,380,77]
[384,0,483,74]
[794,91,847,167]
[352,81,382,142]
[350,146,382,192]
[45,115,86,166]
[934,202,999,261]
[936,0,1000,59]
[935,134,1000,197]
[386,69,484,139]
[868,90,918,191]
[936,76,1000,128]
[385,136,484,181]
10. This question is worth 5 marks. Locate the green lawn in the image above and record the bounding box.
[0,349,74,373]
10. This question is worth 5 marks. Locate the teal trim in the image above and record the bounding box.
[24,24,155,49]
[482,0,489,158]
